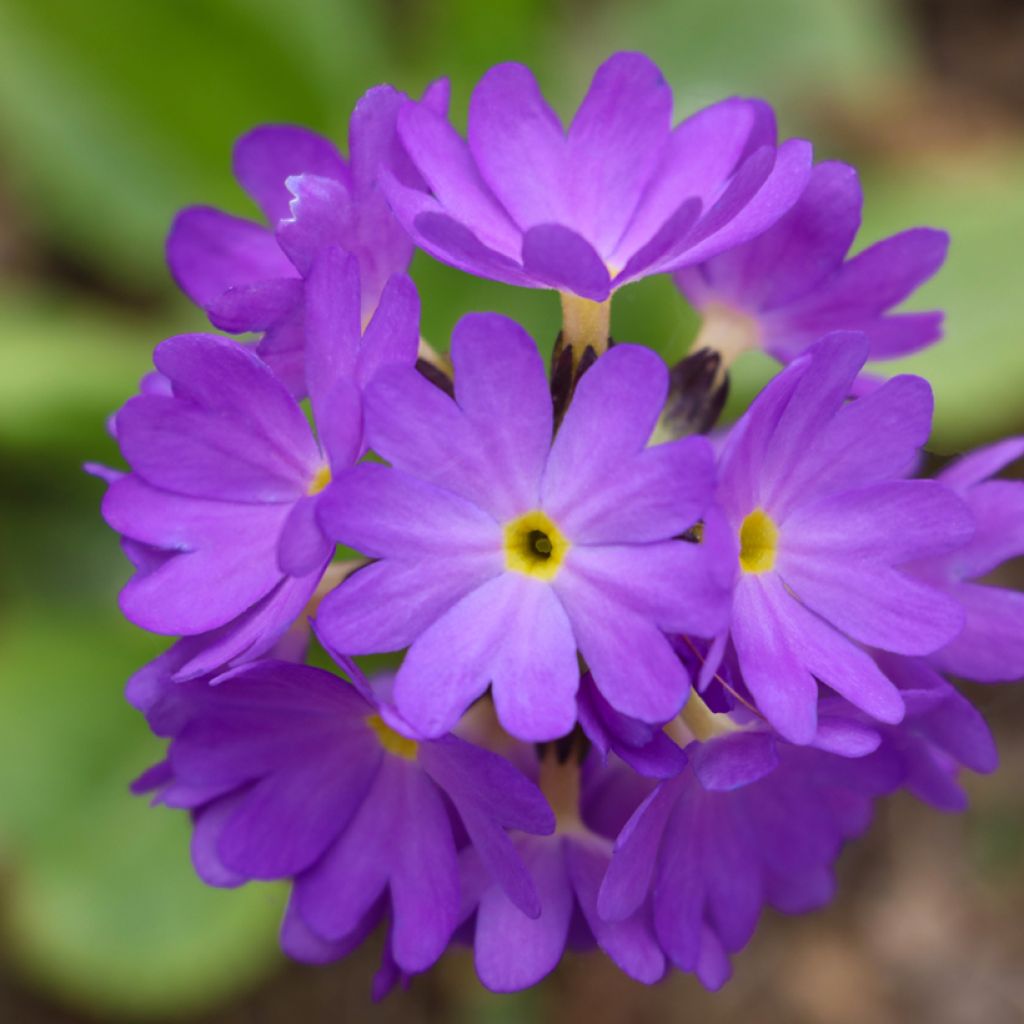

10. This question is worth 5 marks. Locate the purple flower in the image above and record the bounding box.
[136,661,554,978]
[599,724,903,989]
[167,82,446,394]
[102,264,417,679]
[913,437,1024,682]
[459,753,664,991]
[675,161,949,368]
[713,332,973,743]
[385,52,812,303]
[316,313,730,741]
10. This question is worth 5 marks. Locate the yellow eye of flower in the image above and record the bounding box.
[367,714,418,760]
[307,464,331,496]
[503,510,570,581]
[739,508,778,574]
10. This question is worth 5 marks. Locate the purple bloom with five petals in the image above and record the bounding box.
[386,52,812,302]
[317,314,730,741]
[676,161,949,368]
[167,82,445,394]
[136,661,554,979]
[102,261,417,681]
[713,332,973,743]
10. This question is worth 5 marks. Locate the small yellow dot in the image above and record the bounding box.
[367,714,418,760]
[307,464,331,496]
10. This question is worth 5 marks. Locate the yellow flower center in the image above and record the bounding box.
[739,508,778,574]
[503,509,570,581]
[367,714,418,760]
[307,464,331,496]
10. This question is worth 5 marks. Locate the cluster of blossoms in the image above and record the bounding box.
[94,54,1023,995]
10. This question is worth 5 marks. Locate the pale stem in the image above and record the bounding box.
[418,335,452,376]
[539,747,584,835]
[559,292,612,366]
[690,302,761,376]
[677,690,740,743]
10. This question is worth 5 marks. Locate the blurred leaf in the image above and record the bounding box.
[0,607,284,1017]
[0,0,390,288]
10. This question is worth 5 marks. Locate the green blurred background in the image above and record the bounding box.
[0,1,1022,1021]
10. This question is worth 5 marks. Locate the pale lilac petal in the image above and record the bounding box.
[450,314,552,517]
[420,737,553,917]
[388,767,460,971]
[303,246,362,409]
[766,576,906,724]
[599,781,679,921]
[318,463,500,558]
[760,332,868,511]
[567,52,672,255]
[557,569,691,724]
[691,731,778,791]
[947,479,1024,579]
[295,759,398,940]
[206,277,302,334]
[611,97,774,265]
[929,583,1024,682]
[730,575,818,744]
[277,495,333,577]
[769,374,933,518]
[489,576,579,741]
[233,125,348,225]
[363,363,506,514]
[473,838,573,992]
[566,835,665,983]
[467,62,567,229]
[561,540,729,637]
[395,573,522,737]
[557,435,714,545]
[543,344,668,517]
[782,480,973,566]
[166,207,296,309]
[277,173,354,275]
[780,556,965,656]
[356,272,421,385]
[396,101,521,255]
[938,436,1024,491]
[315,555,501,655]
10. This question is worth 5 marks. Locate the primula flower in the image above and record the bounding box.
[913,437,1024,681]
[459,754,664,991]
[167,82,445,393]
[317,313,730,741]
[675,161,949,368]
[599,725,903,989]
[385,52,812,307]
[103,260,417,678]
[135,661,555,978]
[713,332,972,743]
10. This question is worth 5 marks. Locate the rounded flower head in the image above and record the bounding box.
[316,314,731,741]
[167,81,446,394]
[713,332,973,743]
[676,161,949,368]
[136,661,555,978]
[385,52,812,302]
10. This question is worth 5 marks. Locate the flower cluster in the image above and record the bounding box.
[95,53,1021,996]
